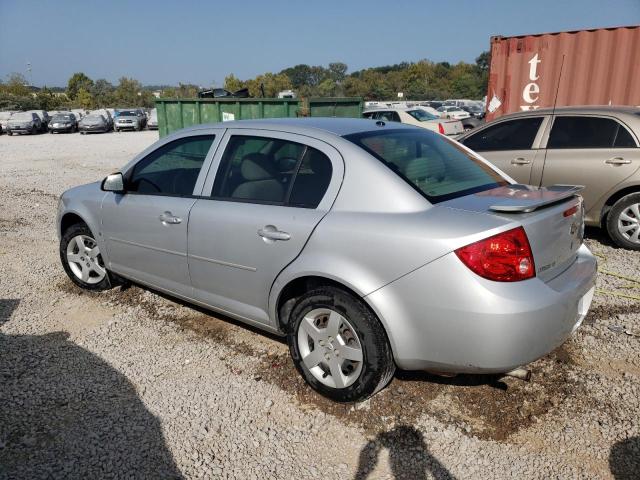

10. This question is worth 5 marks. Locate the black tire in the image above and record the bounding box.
[7,131,12,136]
[287,286,395,402]
[606,193,640,250]
[60,223,113,291]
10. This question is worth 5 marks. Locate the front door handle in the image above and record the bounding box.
[258,225,291,242]
[511,157,531,165]
[159,211,182,225]
[605,157,631,165]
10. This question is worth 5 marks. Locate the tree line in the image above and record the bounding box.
[0,51,489,111]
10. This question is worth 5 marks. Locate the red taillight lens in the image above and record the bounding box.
[438,123,445,134]
[455,226,535,282]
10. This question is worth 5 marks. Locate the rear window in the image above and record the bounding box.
[345,129,507,203]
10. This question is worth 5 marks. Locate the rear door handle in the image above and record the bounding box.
[511,157,531,165]
[258,225,290,242]
[605,157,631,165]
[159,211,182,225]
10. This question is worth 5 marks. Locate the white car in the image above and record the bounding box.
[437,106,471,120]
[363,108,464,136]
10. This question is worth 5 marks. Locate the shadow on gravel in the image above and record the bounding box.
[354,425,455,480]
[609,436,640,480]
[0,298,183,479]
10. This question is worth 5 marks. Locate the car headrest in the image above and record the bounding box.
[404,156,446,183]
[240,153,277,181]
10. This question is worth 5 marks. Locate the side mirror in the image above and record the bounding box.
[101,172,125,193]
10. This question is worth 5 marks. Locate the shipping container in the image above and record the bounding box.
[485,25,640,121]
[156,97,364,137]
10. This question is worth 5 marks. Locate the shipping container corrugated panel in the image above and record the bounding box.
[486,25,640,121]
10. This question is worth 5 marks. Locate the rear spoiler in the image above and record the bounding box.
[488,184,584,213]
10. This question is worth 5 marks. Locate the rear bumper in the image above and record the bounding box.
[366,244,597,372]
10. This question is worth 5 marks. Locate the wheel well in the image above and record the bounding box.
[60,213,86,234]
[276,276,364,331]
[600,186,640,225]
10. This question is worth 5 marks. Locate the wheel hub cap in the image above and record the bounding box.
[297,308,363,389]
[66,234,106,284]
[617,203,640,244]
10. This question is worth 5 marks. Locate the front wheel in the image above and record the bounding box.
[287,287,395,402]
[607,193,640,250]
[60,223,113,290]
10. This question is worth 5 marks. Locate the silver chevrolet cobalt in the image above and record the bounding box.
[58,118,596,401]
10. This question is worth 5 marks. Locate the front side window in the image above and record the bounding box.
[463,117,543,152]
[211,135,332,208]
[345,129,507,203]
[548,116,637,149]
[407,109,439,121]
[128,135,215,195]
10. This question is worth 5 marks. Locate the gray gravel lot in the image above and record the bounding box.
[1,130,639,479]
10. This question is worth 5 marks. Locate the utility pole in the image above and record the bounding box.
[26,62,32,86]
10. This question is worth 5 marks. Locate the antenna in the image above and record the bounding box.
[539,54,565,186]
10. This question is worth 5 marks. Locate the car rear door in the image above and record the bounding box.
[460,116,548,184]
[101,131,219,297]
[187,129,344,327]
[537,115,640,223]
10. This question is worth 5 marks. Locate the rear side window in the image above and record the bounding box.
[548,116,637,149]
[128,135,215,195]
[211,135,332,208]
[463,117,543,151]
[345,129,507,203]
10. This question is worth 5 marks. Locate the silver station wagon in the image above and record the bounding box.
[58,118,596,401]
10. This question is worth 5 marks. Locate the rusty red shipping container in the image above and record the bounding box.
[485,25,640,121]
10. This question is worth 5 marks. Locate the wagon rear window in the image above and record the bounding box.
[345,129,507,203]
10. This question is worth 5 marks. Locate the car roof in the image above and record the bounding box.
[497,105,640,119]
[179,117,418,137]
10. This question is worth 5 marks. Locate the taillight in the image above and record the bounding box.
[438,123,445,134]
[455,227,535,282]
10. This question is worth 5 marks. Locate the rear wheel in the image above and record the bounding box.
[287,287,395,402]
[607,193,640,250]
[60,223,113,291]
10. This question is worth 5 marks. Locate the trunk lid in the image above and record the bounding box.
[441,184,585,281]
[440,119,464,135]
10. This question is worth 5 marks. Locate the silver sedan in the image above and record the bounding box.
[57,118,597,401]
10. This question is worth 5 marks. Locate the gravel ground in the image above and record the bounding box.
[0,130,638,479]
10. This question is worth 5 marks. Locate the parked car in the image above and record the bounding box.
[437,106,471,120]
[461,104,485,120]
[147,108,158,130]
[58,118,596,401]
[27,110,50,132]
[49,113,78,133]
[363,108,463,135]
[6,112,42,135]
[0,111,16,133]
[79,114,110,134]
[71,109,86,123]
[90,109,114,129]
[416,104,441,117]
[115,110,142,131]
[457,106,640,249]
[135,109,147,129]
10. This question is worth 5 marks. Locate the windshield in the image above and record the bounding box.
[344,129,508,203]
[84,115,104,122]
[12,112,32,121]
[52,114,73,122]
[406,109,439,121]
[118,110,137,116]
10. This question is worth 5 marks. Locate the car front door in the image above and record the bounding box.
[102,132,219,297]
[187,129,343,327]
[537,115,640,224]
[460,116,548,184]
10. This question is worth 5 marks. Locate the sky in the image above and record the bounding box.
[1,0,639,88]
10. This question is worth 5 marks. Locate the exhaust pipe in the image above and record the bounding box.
[503,367,531,381]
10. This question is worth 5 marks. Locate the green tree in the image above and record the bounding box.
[76,88,95,109]
[328,62,348,83]
[91,79,115,107]
[224,74,246,92]
[3,73,30,96]
[67,72,94,101]
[114,77,143,106]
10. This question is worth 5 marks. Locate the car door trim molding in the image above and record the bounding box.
[109,236,187,257]
[188,253,257,272]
